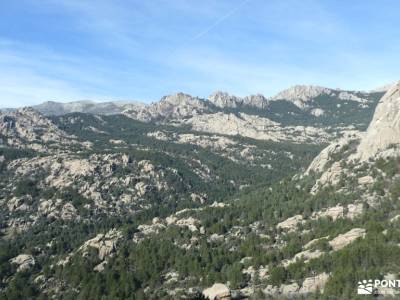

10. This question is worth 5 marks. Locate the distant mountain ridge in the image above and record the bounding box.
[31,100,145,116]
[14,85,382,145]
[28,84,383,117]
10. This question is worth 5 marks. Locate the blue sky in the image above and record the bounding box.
[0,0,399,107]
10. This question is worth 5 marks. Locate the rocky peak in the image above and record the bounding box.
[208,91,267,109]
[271,85,332,108]
[356,81,400,160]
[125,93,212,122]
[208,91,242,108]
[159,93,200,106]
[242,94,268,109]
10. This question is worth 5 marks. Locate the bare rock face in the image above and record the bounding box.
[277,215,303,231]
[310,108,325,117]
[10,254,35,272]
[311,203,363,221]
[283,249,323,267]
[243,94,268,108]
[329,228,366,251]
[311,162,342,193]
[307,131,361,174]
[271,85,332,108]
[280,282,300,294]
[312,205,344,221]
[79,229,122,260]
[124,93,211,122]
[0,108,77,151]
[271,85,368,109]
[299,273,329,294]
[208,91,267,109]
[208,91,242,108]
[182,112,331,143]
[203,283,231,300]
[346,203,364,219]
[356,81,400,160]
[38,199,78,220]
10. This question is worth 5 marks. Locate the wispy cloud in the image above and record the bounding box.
[190,0,252,42]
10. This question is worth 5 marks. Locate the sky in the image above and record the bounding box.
[0,0,399,108]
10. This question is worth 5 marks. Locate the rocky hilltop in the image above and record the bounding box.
[33,100,145,116]
[123,92,212,122]
[271,85,372,109]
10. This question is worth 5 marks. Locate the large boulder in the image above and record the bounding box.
[277,215,304,231]
[10,254,35,272]
[79,229,122,260]
[299,273,329,294]
[203,283,231,300]
[329,228,366,251]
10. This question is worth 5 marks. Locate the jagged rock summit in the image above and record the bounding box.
[271,85,331,104]
[208,91,267,109]
[124,92,211,122]
[208,91,242,108]
[356,81,400,161]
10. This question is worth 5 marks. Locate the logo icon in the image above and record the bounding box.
[358,280,374,295]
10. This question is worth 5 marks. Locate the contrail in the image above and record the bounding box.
[190,0,252,42]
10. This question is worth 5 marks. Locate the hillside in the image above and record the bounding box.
[0,83,399,299]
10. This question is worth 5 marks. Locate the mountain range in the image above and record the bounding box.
[25,85,389,146]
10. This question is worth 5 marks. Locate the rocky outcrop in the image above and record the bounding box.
[277,215,304,231]
[79,229,122,260]
[0,108,78,151]
[208,91,242,108]
[263,273,329,296]
[208,91,267,109]
[271,85,332,108]
[311,203,363,221]
[358,175,374,185]
[38,199,78,220]
[307,132,360,174]
[299,273,329,294]
[328,228,366,251]
[271,85,369,109]
[124,93,211,122]
[182,112,331,143]
[203,283,231,300]
[283,249,323,267]
[356,81,400,160]
[10,254,35,272]
[311,161,343,193]
[133,215,203,244]
[310,108,325,117]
